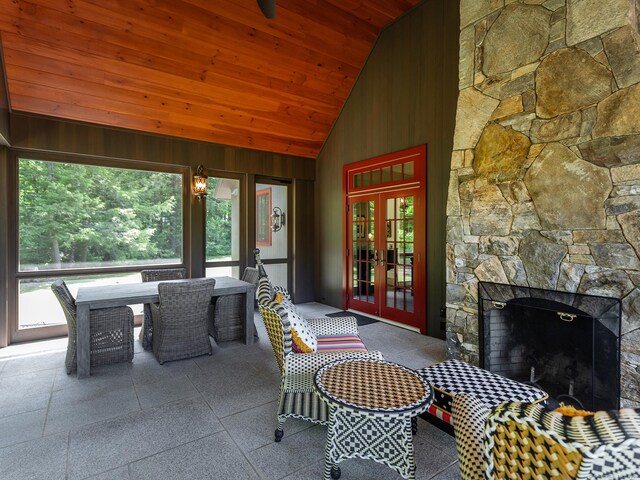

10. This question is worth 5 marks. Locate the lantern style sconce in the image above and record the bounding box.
[193,165,208,200]
[271,206,285,232]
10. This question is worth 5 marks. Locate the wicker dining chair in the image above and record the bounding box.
[140,268,186,350]
[210,267,260,342]
[51,279,134,374]
[151,278,216,364]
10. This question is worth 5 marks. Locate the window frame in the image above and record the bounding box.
[203,169,247,279]
[8,150,190,343]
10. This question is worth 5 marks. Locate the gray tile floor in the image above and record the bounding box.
[0,303,459,480]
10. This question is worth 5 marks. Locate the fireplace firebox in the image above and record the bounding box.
[479,282,621,411]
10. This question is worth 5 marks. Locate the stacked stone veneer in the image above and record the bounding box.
[447,0,640,406]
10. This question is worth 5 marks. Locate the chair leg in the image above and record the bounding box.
[412,416,418,435]
[275,416,285,442]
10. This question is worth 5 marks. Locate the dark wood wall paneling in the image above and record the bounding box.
[0,34,9,346]
[293,179,315,303]
[0,146,8,347]
[315,0,459,338]
[0,35,10,146]
[10,114,315,179]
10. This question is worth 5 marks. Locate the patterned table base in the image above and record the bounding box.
[324,408,418,480]
[315,359,433,480]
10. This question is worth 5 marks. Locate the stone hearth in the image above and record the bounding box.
[446,0,640,406]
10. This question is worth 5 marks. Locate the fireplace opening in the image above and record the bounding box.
[479,282,621,411]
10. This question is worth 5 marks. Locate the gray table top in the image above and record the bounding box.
[76,276,255,309]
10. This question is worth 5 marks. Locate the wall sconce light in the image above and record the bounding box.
[272,206,285,232]
[399,197,407,212]
[193,165,208,200]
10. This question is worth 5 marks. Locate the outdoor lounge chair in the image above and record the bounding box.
[452,394,640,480]
[151,278,215,364]
[51,279,134,374]
[209,266,259,342]
[257,276,384,442]
[140,268,187,350]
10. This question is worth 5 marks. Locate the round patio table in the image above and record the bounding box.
[314,358,433,480]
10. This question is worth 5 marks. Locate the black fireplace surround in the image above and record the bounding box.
[479,282,622,411]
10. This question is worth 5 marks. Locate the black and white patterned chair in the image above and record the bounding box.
[453,396,640,480]
[257,278,384,442]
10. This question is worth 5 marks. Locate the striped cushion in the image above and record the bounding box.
[316,334,367,352]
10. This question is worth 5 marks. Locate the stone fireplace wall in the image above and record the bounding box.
[446,0,640,406]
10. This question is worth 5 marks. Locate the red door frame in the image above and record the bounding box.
[342,145,427,334]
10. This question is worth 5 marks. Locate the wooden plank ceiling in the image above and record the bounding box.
[0,0,421,158]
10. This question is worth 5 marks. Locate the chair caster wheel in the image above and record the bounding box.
[274,428,284,442]
[330,466,341,479]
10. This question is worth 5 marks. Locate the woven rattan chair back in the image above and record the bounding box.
[152,278,216,364]
[258,302,292,374]
[209,267,259,342]
[139,268,186,350]
[484,402,640,479]
[141,268,186,282]
[51,279,77,327]
[51,280,78,373]
[242,267,259,286]
[51,279,134,374]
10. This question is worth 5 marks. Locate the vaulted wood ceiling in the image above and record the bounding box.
[0,0,422,158]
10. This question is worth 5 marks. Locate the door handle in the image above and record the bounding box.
[380,250,385,267]
[373,249,379,265]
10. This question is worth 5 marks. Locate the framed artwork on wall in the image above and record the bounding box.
[256,187,272,246]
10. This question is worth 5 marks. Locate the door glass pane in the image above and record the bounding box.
[352,200,375,304]
[392,164,403,181]
[18,159,183,271]
[256,183,288,288]
[206,177,240,262]
[260,263,288,289]
[384,195,414,312]
[370,169,380,185]
[256,183,287,260]
[404,161,414,179]
[353,174,361,188]
[362,171,371,187]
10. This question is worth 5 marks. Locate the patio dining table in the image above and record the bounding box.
[75,276,256,378]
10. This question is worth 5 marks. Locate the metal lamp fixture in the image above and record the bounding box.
[193,165,208,200]
[271,206,285,232]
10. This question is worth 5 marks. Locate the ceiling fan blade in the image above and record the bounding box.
[257,0,276,19]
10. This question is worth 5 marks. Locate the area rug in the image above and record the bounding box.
[326,310,378,326]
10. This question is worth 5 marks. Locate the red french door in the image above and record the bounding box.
[344,146,426,332]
